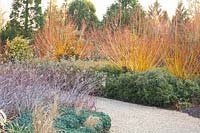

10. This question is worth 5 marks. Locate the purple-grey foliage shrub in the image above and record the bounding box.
[0,61,105,117]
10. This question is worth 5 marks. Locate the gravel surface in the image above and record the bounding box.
[95,97,200,133]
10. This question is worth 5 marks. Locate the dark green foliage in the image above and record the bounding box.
[68,0,99,30]
[1,0,44,42]
[196,77,200,88]
[103,0,139,28]
[103,69,174,107]
[33,0,44,29]
[0,22,22,43]
[101,68,200,108]
[172,80,200,102]
[97,64,124,77]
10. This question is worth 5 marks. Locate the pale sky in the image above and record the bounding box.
[0,0,188,21]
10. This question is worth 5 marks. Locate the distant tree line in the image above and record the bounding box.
[0,0,194,44]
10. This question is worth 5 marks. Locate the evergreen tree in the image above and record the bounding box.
[103,0,138,28]
[1,0,44,42]
[160,11,169,23]
[8,0,23,38]
[148,0,163,22]
[172,2,189,26]
[33,0,44,30]
[147,0,170,37]
[68,0,99,30]
[22,0,33,38]
[0,22,20,42]
[171,1,189,42]
[148,0,170,24]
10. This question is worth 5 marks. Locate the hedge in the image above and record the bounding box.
[100,68,200,108]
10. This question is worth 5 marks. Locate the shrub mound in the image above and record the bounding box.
[55,107,111,133]
[6,107,111,133]
[101,68,200,108]
[5,36,33,62]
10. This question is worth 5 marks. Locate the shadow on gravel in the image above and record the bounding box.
[182,107,200,118]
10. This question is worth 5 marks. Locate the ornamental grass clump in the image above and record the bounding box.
[32,96,58,133]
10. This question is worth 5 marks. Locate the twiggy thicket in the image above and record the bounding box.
[0,61,104,117]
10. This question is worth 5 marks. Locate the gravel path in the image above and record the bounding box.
[95,97,200,133]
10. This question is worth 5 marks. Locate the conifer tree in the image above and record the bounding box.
[103,0,138,28]
[68,0,99,30]
[1,0,44,42]
[171,1,189,43]
[148,0,162,22]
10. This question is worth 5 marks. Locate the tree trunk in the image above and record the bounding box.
[24,0,29,37]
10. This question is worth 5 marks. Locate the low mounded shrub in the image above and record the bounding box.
[61,60,123,75]
[97,63,125,76]
[55,107,111,133]
[196,78,200,88]
[5,36,33,62]
[101,68,200,108]
[5,107,111,133]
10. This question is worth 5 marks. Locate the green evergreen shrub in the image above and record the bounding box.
[54,107,111,133]
[196,77,200,87]
[102,68,200,108]
[97,63,124,76]
[78,126,96,133]
[5,36,33,62]
[5,107,111,133]
[92,112,111,131]
[54,115,80,130]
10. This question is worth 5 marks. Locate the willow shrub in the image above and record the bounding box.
[165,43,200,80]
[96,28,164,72]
